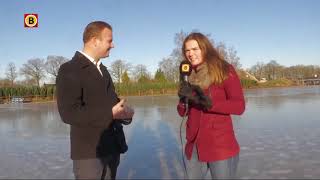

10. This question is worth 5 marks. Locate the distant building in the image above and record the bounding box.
[43,83,56,88]
[259,78,267,83]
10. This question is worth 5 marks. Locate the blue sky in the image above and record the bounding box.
[0,0,319,78]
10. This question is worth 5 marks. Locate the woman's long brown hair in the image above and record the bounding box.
[182,33,230,85]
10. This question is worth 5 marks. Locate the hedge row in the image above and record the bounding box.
[1,79,258,98]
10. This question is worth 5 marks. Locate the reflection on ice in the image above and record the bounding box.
[0,86,320,179]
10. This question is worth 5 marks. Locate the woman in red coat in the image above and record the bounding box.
[177,32,245,179]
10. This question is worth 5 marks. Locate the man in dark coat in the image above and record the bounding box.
[56,21,134,179]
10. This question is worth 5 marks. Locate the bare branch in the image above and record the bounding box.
[20,58,46,87]
[45,55,68,78]
[5,62,18,86]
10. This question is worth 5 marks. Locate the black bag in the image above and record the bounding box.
[96,121,128,158]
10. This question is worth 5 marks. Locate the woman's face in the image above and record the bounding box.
[184,40,203,66]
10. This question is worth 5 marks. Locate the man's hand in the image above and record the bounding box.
[123,105,134,119]
[112,99,134,120]
[112,99,125,119]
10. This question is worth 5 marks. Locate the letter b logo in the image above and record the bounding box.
[24,14,38,28]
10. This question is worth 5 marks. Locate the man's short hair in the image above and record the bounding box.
[83,21,112,43]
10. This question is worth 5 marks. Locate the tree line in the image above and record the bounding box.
[2,55,68,87]
[1,30,319,99]
[109,30,242,85]
[249,60,320,81]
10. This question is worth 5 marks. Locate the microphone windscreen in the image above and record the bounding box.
[179,60,192,76]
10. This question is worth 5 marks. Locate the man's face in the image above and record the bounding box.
[184,40,203,66]
[95,28,114,59]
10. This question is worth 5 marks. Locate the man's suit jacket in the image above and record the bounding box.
[56,51,119,160]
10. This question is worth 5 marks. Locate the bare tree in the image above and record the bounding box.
[133,64,150,81]
[171,30,188,61]
[227,46,242,69]
[216,42,228,59]
[20,58,46,87]
[250,61,265,80]
[264,60,281,80]
[5,62,18,86]
[158,31,189,83]
[45,55,68,78]
[159,57,179,82]
[110,59,131,83]
[216,42,241,70]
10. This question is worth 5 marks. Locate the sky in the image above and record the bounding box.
[0,0,319,80]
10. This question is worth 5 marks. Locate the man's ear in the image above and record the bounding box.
[92,37,99,47]
[87,36,99,48]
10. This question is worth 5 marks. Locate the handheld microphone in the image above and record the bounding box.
[179,60,192,105]
[178,60,192,178]
[179,60,192,82]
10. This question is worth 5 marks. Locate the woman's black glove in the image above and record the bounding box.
[178,81,193,103]
[178,82,212,110]
[190,84,212,110]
